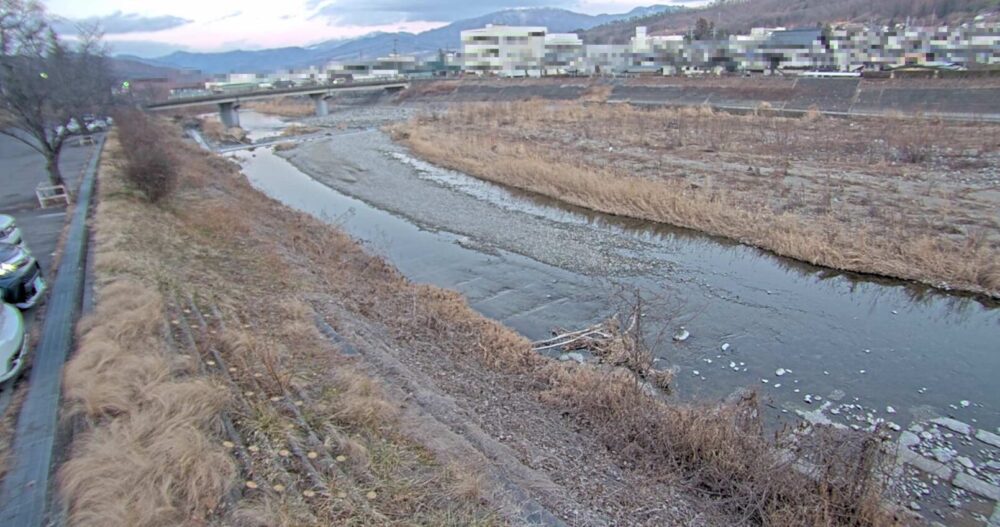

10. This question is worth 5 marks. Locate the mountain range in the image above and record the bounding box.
[121,5,686,74]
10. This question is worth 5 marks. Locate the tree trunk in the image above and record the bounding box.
[44,148,65,188]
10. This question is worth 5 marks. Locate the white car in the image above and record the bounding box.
[0,215,23,246]
[0,303,27,384]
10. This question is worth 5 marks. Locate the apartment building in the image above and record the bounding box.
[460,25,547,76]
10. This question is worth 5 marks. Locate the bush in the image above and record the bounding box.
[113,110,178,203]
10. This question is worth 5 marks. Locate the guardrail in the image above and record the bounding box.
[35,183,71,208]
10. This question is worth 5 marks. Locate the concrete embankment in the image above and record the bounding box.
[391,78,1000,120]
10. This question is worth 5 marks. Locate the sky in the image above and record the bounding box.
[42,0,704,57]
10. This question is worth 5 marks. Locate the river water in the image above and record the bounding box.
[228,111,999,436]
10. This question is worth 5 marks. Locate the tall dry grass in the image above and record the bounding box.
[393,102,1000,297]
[60,280,235,527]
[58,128,502,525]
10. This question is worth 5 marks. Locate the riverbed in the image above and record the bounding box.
[228,111,997,434]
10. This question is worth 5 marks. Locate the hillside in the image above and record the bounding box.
[583,0,1000,42]
[130,5,685,73]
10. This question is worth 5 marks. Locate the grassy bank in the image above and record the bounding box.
[56,117,901,525]
[393,102,1000,297]
[58,127,498,526]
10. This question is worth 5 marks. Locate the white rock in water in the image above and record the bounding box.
[804,395,813,404]
[931,417,973,435]
[761,378,769,384]
[721,343,731,352]
[886,406,896,414]
[773,383,781,388]
[959,400,970,407]
[673,328,690,342]
[956,456,974,469]
[775,368,787,377]
[908,501,921,511]
[888,422,901,431]
[692,370,700,376]
[931,447,954,464]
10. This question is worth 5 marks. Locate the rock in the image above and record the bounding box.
[887,406,896,414]
[899,431,920,448]
[960,400,971,408]
[721,343,730,352]
[931,448,954,464]
[888,422,901,431]
[804,394,813,404]
[957,456,974,469]
[931,417,972,435]
[952,473,1000,501]
[559,352,585,364]
[775,368,787,377]
[974,429,1000,448]
[692,370,700,376]
[909,501,921,511]
[673,328,690,342]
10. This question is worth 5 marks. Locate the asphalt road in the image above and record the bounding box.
[0,134,98,308]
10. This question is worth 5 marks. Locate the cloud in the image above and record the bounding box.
[54,11,192,35]
[311,0,572,25]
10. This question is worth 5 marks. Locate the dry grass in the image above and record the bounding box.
[60,279,236,527]
[57,128,501,526]
[393,101,1000,297]
[245,97,315,118]
[281,124,322,137]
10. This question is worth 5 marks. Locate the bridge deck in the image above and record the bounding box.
[146,81,409,110]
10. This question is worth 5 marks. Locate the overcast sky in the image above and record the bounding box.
[42,0,703,56]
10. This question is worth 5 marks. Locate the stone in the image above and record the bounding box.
[957,457,975,469]
[775,368,787,377]
[899,431,920,449]
[673,328,690,342]
[908,501,921,511]
[960,400,971,407]
[887,406,896,414]
[975,429,1000,449]
[559,352,585,364]
[953,473,1000,501]
[721,343,730,352]
[931,418,972,435]
[898,448,953,481]
[932,448,954,464]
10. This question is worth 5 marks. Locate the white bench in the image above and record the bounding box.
[36,183,71,208]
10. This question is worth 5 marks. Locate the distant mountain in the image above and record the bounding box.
[583,0,997,43]
[124,5,685,74]
[109,56,202,81]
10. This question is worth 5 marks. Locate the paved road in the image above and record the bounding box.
[1,135,97,274]
[0,133,102,525]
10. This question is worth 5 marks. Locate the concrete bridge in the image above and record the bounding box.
[145,80,409,128]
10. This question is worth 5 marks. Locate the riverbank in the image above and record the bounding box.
[393,101,1000,298]
[54,120,899,525]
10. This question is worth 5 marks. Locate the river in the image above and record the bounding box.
[227,110,999,438]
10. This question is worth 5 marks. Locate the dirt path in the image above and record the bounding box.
[315,297,719,526]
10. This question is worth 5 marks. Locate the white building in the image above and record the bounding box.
[461,25,547,76]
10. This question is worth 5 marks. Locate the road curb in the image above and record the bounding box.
[0,135,105,526]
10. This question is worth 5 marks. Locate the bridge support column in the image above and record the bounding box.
[309,93,329,117]
[219,101,240,128]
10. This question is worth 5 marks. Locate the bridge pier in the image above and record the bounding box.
[309,93,329,117]
[219,101,240,128]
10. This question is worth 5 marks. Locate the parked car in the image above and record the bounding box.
[0,303,27,384]
[0,242,46,309]
[0,215,22,246]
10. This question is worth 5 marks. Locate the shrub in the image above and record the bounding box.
[113,110,178,203]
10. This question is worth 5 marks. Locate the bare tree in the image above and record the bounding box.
[0,0,112,188]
